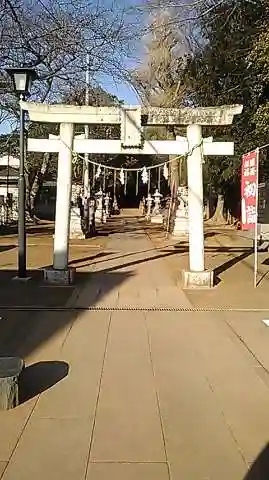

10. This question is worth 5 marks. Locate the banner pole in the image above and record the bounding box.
[254,148,260,288]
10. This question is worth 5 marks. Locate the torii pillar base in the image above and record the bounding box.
[182,269,214,289]
[43,267,76,285]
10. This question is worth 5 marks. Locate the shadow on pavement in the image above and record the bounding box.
[0,269,132,360]
[19,360,69,404]
[214,249,253,277]
[0,223,55,237]
[244,443,269,479]
[90,246,254,280]
[0,245,16,253]
[68,251,113,267]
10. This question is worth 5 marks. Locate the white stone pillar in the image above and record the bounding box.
[53,123,74,270]
[186,124,204,272]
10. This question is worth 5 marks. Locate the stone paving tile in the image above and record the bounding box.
[33,311,110,419]
[0,310,36,357]
[154,285,192,308]
[146,311,247,479]
[223,311,269,373]
[2,418,91,480]
[0,462,7,478]
[74,283,101,308]
[117,285,139,306]
[75,272,131,308]
[84,221,191,309]
[95,289,119,308]
[86,462,170,480]
[15,310,77,363]
[182,311,269,466]
[0,400,36,462]
[62,310,110,361]
[90,311,165,463]
[0,282,76,307]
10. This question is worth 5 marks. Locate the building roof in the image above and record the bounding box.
[0,155,19,168]
[0,166,19,179]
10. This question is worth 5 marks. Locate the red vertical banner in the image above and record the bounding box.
[241,150,258,230]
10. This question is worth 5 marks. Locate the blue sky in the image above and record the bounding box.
[94,0,145,105]
[105,82,140,104]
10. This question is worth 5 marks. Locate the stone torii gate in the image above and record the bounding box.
[22,102,242,286]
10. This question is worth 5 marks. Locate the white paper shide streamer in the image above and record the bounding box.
[141,166,148,184]
[119,168,125,185]
[95,164,101,179]
[163,163,169,180]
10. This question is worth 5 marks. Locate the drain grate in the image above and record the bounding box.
[0,305,268,312]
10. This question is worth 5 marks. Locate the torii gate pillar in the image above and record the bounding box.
[179,122,219,289]
[44,123,75,284]
[53,123,73,268]
[187,124,204,272]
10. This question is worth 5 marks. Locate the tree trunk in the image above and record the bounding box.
[206,194,227,225]
[28,153,50,220]
[167,128,179,192]
[169,156,179,190]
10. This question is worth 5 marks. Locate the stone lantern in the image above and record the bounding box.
[151,189,163,224]
[172,186,189,237]
[95,190,103,224]
[146,193,153,221]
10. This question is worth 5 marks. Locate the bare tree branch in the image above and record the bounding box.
[0,0,140,126]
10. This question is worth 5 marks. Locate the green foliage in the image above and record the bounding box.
[62,85,122,140]
[250,21,269,140]
[183,0,269,194]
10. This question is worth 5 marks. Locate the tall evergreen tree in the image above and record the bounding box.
[184,0,269,218]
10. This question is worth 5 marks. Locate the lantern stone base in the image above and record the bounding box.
[182,269,214,289]
[151,214,163,224]
[172,217,188,237]
[43,267,76,285]
[70,207,84,239]
[95,210,103,224]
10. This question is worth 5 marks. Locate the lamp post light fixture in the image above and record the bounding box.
[5,67,37,279]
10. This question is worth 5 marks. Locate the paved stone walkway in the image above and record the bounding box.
[1,213,269,479]
[74,215,191,310]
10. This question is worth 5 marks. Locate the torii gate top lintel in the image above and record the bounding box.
[143,104,243,126]
[20,101,243,126]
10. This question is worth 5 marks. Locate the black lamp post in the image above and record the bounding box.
[5,68,37,279]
